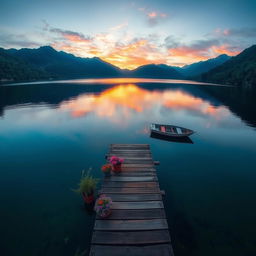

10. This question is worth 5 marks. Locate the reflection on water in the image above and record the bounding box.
[60,84,229,123]
[0,80,256,256]
[150,132,194,144]
[4,77,223,86]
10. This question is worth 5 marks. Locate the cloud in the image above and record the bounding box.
[0,32,42,49]
[167,38,241,65]
[47,23,243,69]
[1,20,246,69]
[147,11,168,26]
[215,27,256,38]
[109,22,128,31]
[44,23,92,44]
[60,84,228,122]
[101,38,168,69]
[138,7,168,27]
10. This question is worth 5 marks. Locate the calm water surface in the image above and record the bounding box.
[0,79,256,256]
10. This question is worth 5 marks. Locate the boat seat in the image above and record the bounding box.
[161,126,166,132]
[176,128,182,134]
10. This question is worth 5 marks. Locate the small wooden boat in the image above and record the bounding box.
[150,123,194,138]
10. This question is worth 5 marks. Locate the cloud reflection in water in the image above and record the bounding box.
[60,84,228,123]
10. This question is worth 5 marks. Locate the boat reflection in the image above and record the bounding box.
[150,132,194,144]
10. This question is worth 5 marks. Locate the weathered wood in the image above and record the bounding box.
[111,147,150,151]
[101,193,162,202]
[107,154,152,159]
[122,164,154,168]
[94,219,168,231]
[89,244,174,256]
[110,150,151,153]
[120,167,156,172]
[113,170,156,177]
[100,187,161,194]
[123,161,154,165]
[111,144,149,147]
[92,230,171,245]
[90,144,173,256]
[102,181,158,188]
[105,176,157,182]
[111,144,149,149]
[96,209,166,220]
[161,190,166,196]
[111,201,164,210]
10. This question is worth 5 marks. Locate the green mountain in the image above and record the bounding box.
[1,45,255,84]
[179,54,230,77]
[0,48,49,81]
[7,46,121,79]
[131,64,183,79]
[201,45,256,88]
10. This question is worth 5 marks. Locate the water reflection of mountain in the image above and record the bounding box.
[202,86,256,127]
[0,82,255,128]
[0,83,113,116]
[0,82,222,114]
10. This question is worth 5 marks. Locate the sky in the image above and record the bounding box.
[0,0,255,69]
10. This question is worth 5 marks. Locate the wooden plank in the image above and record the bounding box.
[111,144,149,148]
[121,167,156,172]
[120,172,156,176]
[108,156,153,160]
[111,147,150,151]
[94,219,168,231]
[92,230,171,245]
[111,144,149,146]
[101,193,162,202]
[120,170,156,174]
[102,181,158,188]
[106,176,157,182]
[121,167,156,170]
[111,201,163,210]
[110,151,151,155]
[90,144,173,256]
[89,244,174,256]
[123,160,153,164]
[122,164,154,168]
[113,172,156,177]
[96,209,166,220]
[108,153,152,156]
[100,187,161,194]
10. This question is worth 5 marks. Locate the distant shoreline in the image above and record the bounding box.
[1,77,230,87]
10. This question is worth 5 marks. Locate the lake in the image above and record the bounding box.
[0,78,256,256]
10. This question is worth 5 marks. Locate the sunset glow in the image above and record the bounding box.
[1,0,254,69]
[60,84,228,121]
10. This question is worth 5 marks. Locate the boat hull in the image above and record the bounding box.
[150,123,194,138]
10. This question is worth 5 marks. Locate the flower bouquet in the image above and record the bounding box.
[94,195,112,218]
[101,163,112,177]
[109,156,124,173]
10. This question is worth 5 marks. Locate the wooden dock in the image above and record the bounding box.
[89,144,174,256]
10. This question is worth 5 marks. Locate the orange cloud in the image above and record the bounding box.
[48,24,241,69]
[211,44,240,56]
[169,44,240,66]
[62,34,91,43]
[148,12,157,18]
[60,83,228,123]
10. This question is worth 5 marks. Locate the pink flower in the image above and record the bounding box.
[109,155,124,165]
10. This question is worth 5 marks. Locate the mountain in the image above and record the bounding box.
[7,46,121,79]
[201,45,256,88]
[131,64,183,79]
[2,45,251,83]
[0,48,49,81]
[180,54,231,77]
